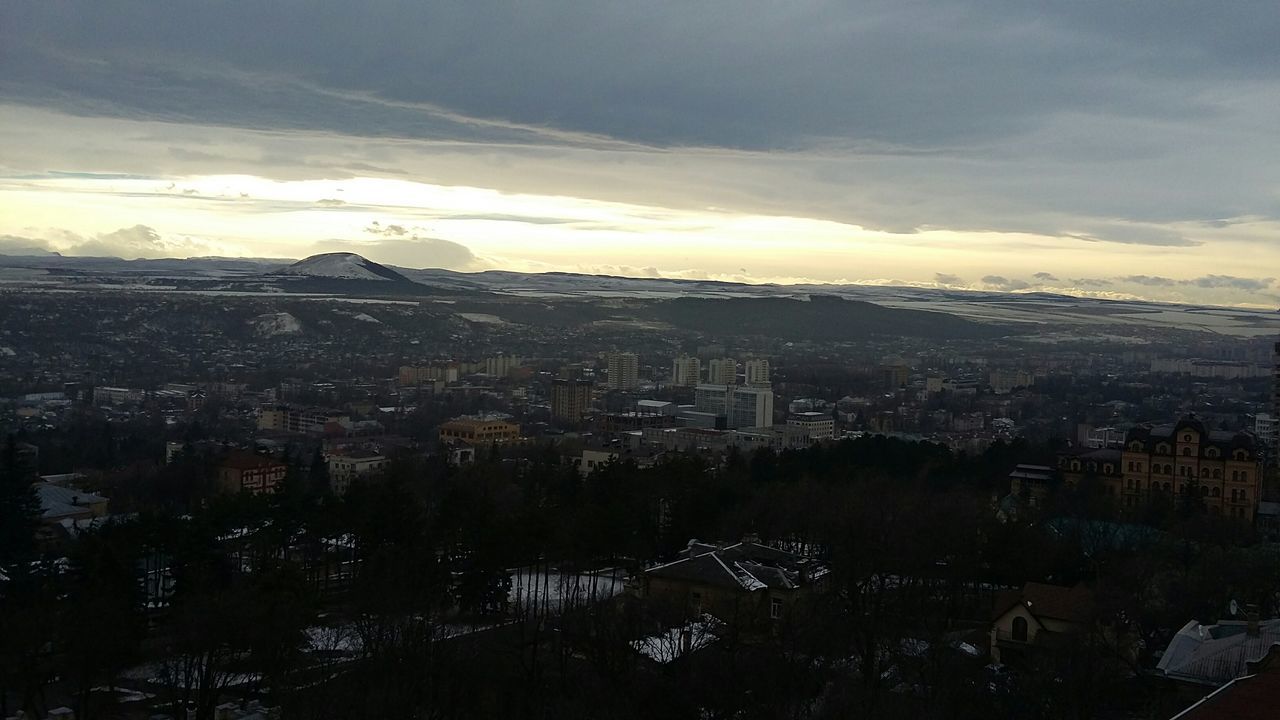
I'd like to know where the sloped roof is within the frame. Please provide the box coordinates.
[1158,619,1280,686]
[993,582,1095,625]
[1171,651,1280,719]
[646,540,822,593]
[35,482,107,520]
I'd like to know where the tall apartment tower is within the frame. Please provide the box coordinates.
[744,358,771,387]
[551,379,594,424]
[605,352,640,390]
[707,357,737,385]
[671,355,701,387]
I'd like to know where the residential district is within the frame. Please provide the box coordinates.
[1,290,1279,719]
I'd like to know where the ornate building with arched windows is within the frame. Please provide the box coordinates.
[1057,416,1263,522]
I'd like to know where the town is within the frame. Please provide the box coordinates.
[1,275,1277,719]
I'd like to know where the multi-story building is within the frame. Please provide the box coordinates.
[550,379,593,424]
[605,352,640,390]
[1063,417,1263,521]
[728,385,775,429]
[881,364,909,389]
[438,417,521,445]
[787,412,834,442]
[1254,414,1277,454]
[744,358,771,387]
[707,358,737,386]
[326,449,387,496]
[671,355,701,387]
[484,354,521,378]
[257,405,352,435]
[213,450,288,494]
[990,369,1034,395]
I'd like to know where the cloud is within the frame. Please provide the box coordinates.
[0,235,57,256]
[1120,275,1178,287]
[316,198,345,206]
[1185,275,1274,291]
[1033,272,1059,282]
[1,226,220,259]
[313,236,482,271]
[933,273,963,285]
[981,275,1031,291]
[1070,278,1113,288]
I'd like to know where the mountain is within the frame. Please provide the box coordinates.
[272,252,411,282]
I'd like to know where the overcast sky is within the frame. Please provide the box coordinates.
[2,2,1278,306]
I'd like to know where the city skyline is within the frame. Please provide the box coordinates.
[3,3,1279,308]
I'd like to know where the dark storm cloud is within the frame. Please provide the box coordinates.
[3,2,1280,257]
[5,2,1277,149]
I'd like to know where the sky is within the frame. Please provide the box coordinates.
[1,2,1278,307]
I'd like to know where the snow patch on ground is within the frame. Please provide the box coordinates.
[457,312,508,324]
[249,312,302,336]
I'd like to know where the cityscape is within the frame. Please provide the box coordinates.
[3,3,1280,720]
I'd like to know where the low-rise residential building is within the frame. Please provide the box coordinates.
[214,450,288,494]
[326,449,387,495]
[637,538,829,632]
[989,582,1096,665]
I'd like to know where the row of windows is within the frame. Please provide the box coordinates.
[1128,441,1250,461]
[1121,477,1250,500]
[1124,461,1249,481]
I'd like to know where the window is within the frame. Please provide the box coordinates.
[1213,469,1222,480]
[1241,471,1249,482]
[1212,487,1221,498]
[770,597,783,620]
[1012,616,1028,642]
[1182,448,1192,456]
[1184,434,1192,442]
[1232,471,1240,481]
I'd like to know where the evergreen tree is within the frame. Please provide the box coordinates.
[0,434,40,567]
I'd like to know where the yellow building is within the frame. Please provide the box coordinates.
[1062,417,1263,522]
[438,417,521,445]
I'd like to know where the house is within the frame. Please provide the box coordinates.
[213,450,288,494]
[989,582,1095,664]
[325,449,387,495]
[1157,616,1280,688]
[1167,645,1280,719]
[636,538,828,632]
[35,481,109,523]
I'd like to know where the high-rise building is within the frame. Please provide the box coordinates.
[605,352,640,390]
[551,379,594,424]
[671,355,701,387]
[707,358,737,385]
[744,358,770,386]
[484,354,521,377]
[695,383,774,429]
[729,385,774,428]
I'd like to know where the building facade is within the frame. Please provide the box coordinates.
[605,352,640,390]
[707,358,737,386]
[550,379,593,424]
[744,358,771,387]
[671,355,701,387]
[1061,418,1264,522]
[438,417,521,445]
[214,451,288,494]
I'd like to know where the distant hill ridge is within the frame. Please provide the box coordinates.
[272,252,411,282]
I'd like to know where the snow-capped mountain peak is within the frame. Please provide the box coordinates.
[273,252,410,282]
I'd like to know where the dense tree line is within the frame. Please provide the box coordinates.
[2,434,1277,719]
